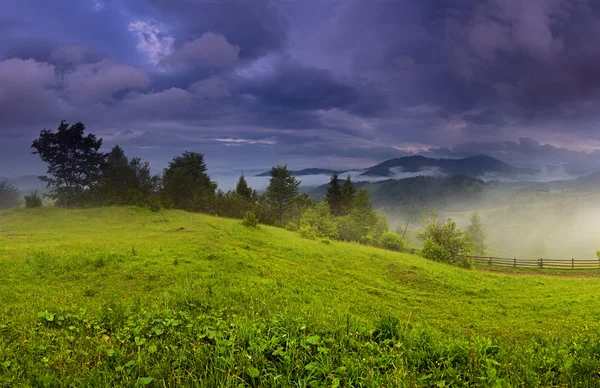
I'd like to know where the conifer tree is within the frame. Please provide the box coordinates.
[341,175,357,216]
[235,174,253,200]
[265,165,301,225]
[466,212,487,256]
[325,172,344,216]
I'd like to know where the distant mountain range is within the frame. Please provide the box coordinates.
[359,155,534,178]
[256,155,533,179]
[255,168,345,177]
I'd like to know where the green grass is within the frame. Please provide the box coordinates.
[2,207,600,386]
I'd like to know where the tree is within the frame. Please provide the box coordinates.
[161,152,217,213]
[341,175,357,216]
[337,189,386,242]
[265,165,301,225]
[235,174,254,201]
[31,121,106,207]
[0,180,20,209]
[417,212,473,264]
[299,202,338,239]
[326,172,344,216]
[466,212,487,256]
[94,145,161,208]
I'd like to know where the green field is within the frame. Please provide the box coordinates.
[2,207,600,386]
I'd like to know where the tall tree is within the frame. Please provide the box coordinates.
[94,145,160,207]
[31,121,106,207]
[341,175,357,216]
[0,180,20,209]
[161,151,217,213]
[351,189,379,234]
[265,165,301,225]
[326,172,344,216]
[235,174,254,200]
[466,212,487,256]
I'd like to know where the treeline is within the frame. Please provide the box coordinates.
[0,121,400,247]
[1,121,490,262]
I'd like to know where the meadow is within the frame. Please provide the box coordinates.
[2,207,600,386]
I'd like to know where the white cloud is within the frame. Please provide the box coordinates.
[128,20,174,66]
[214,137,277,145]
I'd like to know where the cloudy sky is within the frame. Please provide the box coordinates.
[3,0,600,179]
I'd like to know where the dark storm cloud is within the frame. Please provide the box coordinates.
[4,0,600,177]
[139,0,289,59]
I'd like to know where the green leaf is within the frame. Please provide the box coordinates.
[247,367,260,378]
[305,362,319,371]
[2,361,11,368]
[136,377,154,387]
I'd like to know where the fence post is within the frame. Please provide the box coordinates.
[514,258,516,268]
[488,257,491,266]
[540,258,544,269]
[572,258,574,270]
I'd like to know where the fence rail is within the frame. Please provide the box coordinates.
[466,255,600,270]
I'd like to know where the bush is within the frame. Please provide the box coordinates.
[321,237,331,244]
[242,211,259,228]
[285,221,299,232]
[0,180,20,209]
[378,232,405,251]
[337,215,363,242]
[299,225,317,240]
[24,190,43,208]
[359,234,376,246]
[144,195,162,212]
[299,202,338,239]
[418,212,473,264]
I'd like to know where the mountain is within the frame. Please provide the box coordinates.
[256,168,344,177]
[359,155,532,178]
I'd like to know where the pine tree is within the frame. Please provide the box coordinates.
[235,174,253,200]
[265,165,301,225]
[466,212,487,256]
[325,172,344,216]
[341,175,356,216]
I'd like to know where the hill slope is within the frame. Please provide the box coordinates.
[1,207,600,386]
[360,154,532,178]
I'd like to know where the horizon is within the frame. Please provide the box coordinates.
[4,1,600,176]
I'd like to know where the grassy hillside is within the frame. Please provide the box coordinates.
[2,207,600,386]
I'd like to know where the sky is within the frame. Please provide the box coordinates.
[3,0,600,179]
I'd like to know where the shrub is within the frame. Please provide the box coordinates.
[242,211,259,228]
[24,190,43,208]
[417,212,473,264]
[378,232,405,251]
[145,195,162,212]
[299,202,338,239]
[0,180,20,209]
[337,215,363,242]
[285,221,299,232]
[299,225,317,240]
[321,237,331,244]
[359,234,376,246]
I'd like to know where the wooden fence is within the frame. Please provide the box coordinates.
[466,256,600,270]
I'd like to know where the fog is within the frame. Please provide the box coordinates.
[212,167,600,261]
[213,166,447,192]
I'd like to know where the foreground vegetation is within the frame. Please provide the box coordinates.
[2,207,600,386]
